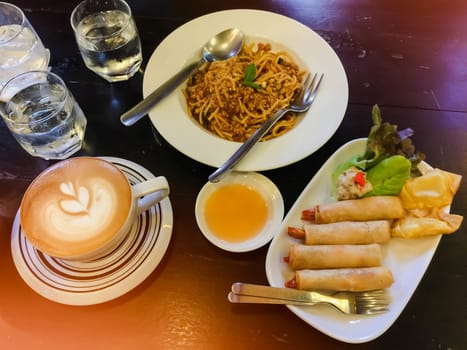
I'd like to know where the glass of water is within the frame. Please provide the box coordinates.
[70,0,142,82]
[0,71,87,160]
[0,2,50,88]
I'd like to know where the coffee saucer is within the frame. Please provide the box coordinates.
[10,157,173,306]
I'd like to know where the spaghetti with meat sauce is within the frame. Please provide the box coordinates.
[183,43,305,142]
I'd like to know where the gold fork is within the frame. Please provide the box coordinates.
[228,282,390,315]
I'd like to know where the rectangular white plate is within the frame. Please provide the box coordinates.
[265,138,441,343]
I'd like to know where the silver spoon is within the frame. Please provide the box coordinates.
[120,28,244,126]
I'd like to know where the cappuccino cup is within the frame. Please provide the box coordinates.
[19,157,169,260]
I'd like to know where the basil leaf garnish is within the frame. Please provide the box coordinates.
[242,63,262,89]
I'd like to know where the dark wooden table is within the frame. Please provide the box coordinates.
[1,1,466,349]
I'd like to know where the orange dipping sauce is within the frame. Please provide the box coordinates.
[204,183,269,243]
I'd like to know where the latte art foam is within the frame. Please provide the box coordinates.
[20,158,132,258]
[43,179,122,240]
[59,182,91,214]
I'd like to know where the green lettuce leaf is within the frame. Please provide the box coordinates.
[365,155,411,196]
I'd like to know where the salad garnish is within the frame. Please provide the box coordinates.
[333,105,426,199]
[356,104,425,175]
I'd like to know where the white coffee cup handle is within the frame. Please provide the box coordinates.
[131,176,170,215]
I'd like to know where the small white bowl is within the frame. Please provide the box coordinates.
[195,172,284,252]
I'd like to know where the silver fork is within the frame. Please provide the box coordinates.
[208,73,324,183]
[228,283,390,315]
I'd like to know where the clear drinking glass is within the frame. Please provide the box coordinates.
[0,2,50,88]
[0,71,87,160]
[70,0,142,82]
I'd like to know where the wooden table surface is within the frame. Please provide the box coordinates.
[1,1,466,349]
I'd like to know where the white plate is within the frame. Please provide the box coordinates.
[11,157,173,306]
[265,138,441,343]
[143,9,348,171]
[195,172,284,252]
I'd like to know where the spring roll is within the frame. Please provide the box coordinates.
[288,267,394,292]
[287,244,383,270]
[303,196,405,223]
[303,220,391,245]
